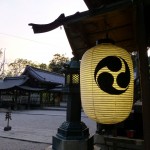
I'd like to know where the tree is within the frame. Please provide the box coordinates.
[0,48,2,56]
[0,48,5,79]
[7,58,38,76]
[6,58,48,77]
[5,53,69,77]
[0,48,3,72]
[39,63,47,70]
[48,53,69,73]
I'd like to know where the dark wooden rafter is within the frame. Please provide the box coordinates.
[84,0,122,9]
[116,39,137,52]
[66,24,89,45]
[65,13,135,58]
[144,4,150,46]
[64,9,135,58]
[86,23,132,37]
[65,23,91,55]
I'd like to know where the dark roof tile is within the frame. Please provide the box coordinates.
[22,65,65,85]
[0,75,28,90]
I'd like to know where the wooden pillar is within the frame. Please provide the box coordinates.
[40,92,43,108]
[27,91,31,110]
[48,92,51,106]
[136,2,150,150]
[14,90,18,110]
[0,90,2,108]
[0,91,1,104]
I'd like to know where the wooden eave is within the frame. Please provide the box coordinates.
[83,0,124,10]
[29,0,150,60]
[63,1,137,59]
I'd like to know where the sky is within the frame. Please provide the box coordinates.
[0,0,88,65]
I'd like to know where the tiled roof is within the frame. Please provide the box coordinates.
[0,75,28,90]
[22,65,65,85]
[0,66,65,90]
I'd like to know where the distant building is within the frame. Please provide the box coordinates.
[0,65,65,109]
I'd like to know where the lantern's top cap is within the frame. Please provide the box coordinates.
[96,38,115,45]
[62,57,80,73]
[63,57,80,69]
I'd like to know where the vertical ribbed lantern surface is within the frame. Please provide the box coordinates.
[80,43,134,124]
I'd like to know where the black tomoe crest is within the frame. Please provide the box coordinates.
[94,56,130,95]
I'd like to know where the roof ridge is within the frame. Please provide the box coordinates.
[27,65,64,77]
[4,75,27,81]
[27,66,45,80]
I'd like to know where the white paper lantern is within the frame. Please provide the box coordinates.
[80,43,134,124]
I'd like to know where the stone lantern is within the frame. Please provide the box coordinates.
[52,57,93,150]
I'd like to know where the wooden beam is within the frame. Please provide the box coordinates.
[136,2,150,150]
[143,0,150,5]
[87,23,132,36]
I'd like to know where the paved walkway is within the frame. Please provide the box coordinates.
[0,107,97,149]
[0,126,56,144]
[0,108,65,144]
[0,137,50,150]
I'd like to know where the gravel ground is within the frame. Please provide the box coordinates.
[0,110,96,135]
[0,137,50,150]
[0,109,96,150]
